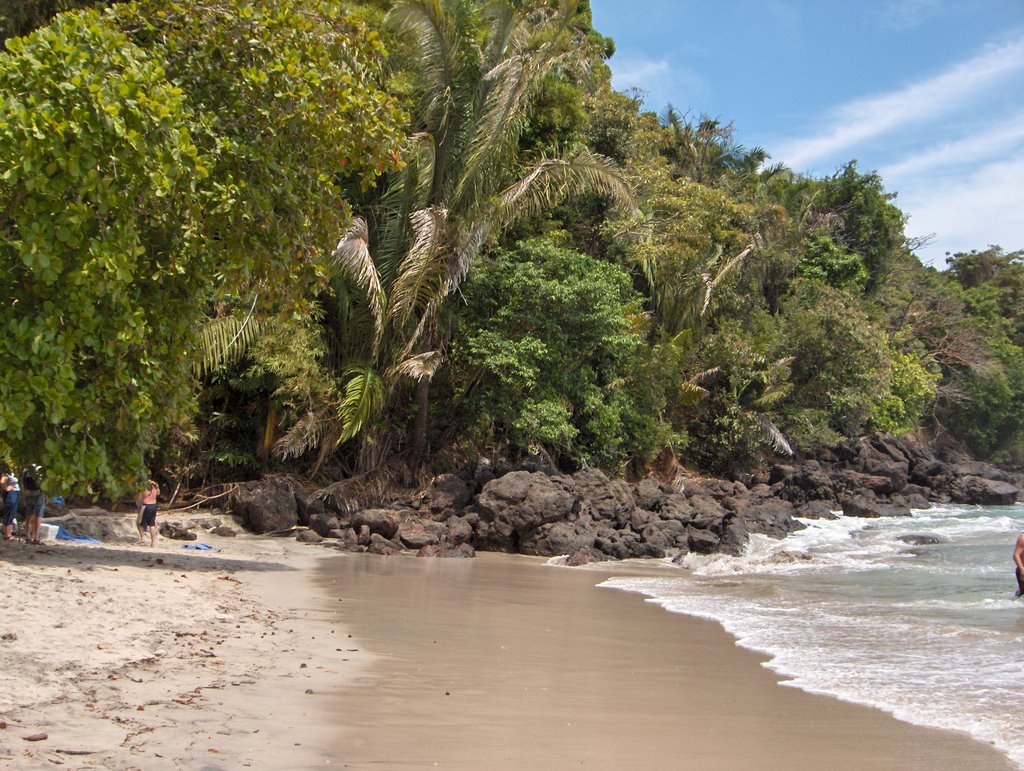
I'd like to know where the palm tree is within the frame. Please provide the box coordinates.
[278,0,633,475]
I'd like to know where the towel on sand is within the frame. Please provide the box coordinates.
[55,527,101,544]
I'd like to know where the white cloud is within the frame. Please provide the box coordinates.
[609,57,670,91]
[608,56,707,112]
[775,35,1024,170]
[901,153,1024,266]
[881,112,1024,178]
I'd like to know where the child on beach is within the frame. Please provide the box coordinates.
[136,479,160,547]
[2,470,19,541]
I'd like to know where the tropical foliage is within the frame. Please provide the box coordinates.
[2,0,1020,496]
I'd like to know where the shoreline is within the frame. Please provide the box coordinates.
[319,551,1015,770]
[2,521,1015,769]
[0,526,363,769]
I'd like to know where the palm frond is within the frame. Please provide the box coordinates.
[709,238,759,290]
[387,0,463,137]
[453,53,533,210]
[333,216,385,348]
[339,363,386,443]
[757,415,793,457]
[274,408,332,461]
[374,134,437,282]
[494,150,634,232]
[388,206,449,332]
[390,350,445,382]
[194,302,266,377]
[690,366,723,385]
[677,381,709,407]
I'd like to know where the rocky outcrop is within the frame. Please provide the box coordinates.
[229,478,298,534]
[231,434,1021,563]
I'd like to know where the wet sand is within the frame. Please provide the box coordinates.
[320,551,1014,770]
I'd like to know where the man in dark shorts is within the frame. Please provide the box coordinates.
[1014,532,1024,598]
[136,479,160,547]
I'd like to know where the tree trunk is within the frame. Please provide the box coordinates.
[409,378,430,475]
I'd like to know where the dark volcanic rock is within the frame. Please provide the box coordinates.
[367,532,401,555]
[853,436,909,492]
[421,473,473,514]
[520,519,597,556]
[897,533,945,545]
[687,527,721,554]
[633,478,668,511]
[308,510,341,537]
[839,494,911,518]
[159,522,197,541]
[230,478,298,534]
[719,514,750,556]
[951,476,1019,506]
[472,471,575,551]
[417,543,475,558]
[295,493,325,527]
[834,470,900,496]
[296,529,323,543]
[398,520,447,549]
[796,500,838,519]
[735,500,802,539]
[565,547,611,566]
[352,509,402,540]
[571,468,635,523]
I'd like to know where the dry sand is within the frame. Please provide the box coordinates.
[0,519,363,769]
[321,551,1015,770]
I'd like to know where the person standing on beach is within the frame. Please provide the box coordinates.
[1014,532,1024,597]
[136,478,160,547]
[20,465,44,545]
[1,470,19,541]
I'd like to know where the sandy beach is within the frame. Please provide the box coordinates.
[1,522,1015,770]
[0,520,365,769]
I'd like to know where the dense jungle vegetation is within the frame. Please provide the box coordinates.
[1,0,1021,497]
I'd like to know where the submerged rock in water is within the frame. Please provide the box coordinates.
[896,533,945,546]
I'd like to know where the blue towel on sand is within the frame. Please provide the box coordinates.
[55,527,101,544]
[181,543,220,551]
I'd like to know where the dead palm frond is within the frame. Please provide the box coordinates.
[333,217,385,346]
[757,415,793,456]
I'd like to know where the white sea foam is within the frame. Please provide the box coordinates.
[598,503,1024,769]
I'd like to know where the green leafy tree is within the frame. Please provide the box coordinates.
[446,239,643,467]
[795,229,868,289]
[775,280,895,442]
[939,246,1024,461]
[0,1,406,493]
[809,162,908,293]
[0,11,204,493]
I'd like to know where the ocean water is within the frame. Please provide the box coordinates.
[598,504,1024,768]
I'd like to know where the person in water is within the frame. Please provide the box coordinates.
[1014,532,1024,597]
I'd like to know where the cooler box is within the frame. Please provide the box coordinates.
[39,523,59,542]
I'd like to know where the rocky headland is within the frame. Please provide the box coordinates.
[209,433,1023,565]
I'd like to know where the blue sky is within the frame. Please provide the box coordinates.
[589,0,1024,267]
